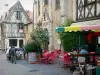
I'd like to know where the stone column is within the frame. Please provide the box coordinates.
[60,0,68,24]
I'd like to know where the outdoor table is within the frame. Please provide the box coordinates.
[70,53,98,65]
[70,53,99,75]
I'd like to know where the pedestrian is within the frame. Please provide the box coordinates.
[20,45,26,60]
[9,46,16,64]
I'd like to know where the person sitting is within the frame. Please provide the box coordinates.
[72,48,78,63]
[80,47,89,62]
[80,47,88,54]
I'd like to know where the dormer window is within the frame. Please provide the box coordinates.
[16,11,21,20]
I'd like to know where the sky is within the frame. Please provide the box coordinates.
[0,0,34,16]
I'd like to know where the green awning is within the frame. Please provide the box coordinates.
[56,27,64,32]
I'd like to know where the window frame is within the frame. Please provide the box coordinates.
[55,0,60,10]
[16,11,21,20]
[76,0,99,22]
[18,23,24,32]
[38,0,40,16]
[44,0,48,5]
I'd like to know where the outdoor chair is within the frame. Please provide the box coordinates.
[39,52,49,64]
[78,57,86,75]
[78,57,95,75]
[62,52,71,69]
[54,49,62,58]
[89,52,98,63]
[48,52,57,64]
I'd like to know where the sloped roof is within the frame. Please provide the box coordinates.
[5,1,31,23]
[26,10,33,22]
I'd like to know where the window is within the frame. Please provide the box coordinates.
[19,40,23,47]
[43,13,46,20]
[76,0,100,21]
[18,23,24,32]
[85,0,95,4]
[38,0,40,16]
[9,39,17,46]
[44,0,48,5]
[16,11,21,20]
[55,0,60,9]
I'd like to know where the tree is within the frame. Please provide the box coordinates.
[59,20,79,52]
[30,28,49,50]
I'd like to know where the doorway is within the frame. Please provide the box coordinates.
[19,40,23,47]
[88,32,100,52]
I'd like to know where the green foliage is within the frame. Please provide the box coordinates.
[59,20,79,52]
[24,41,37,53]
[30,28,49,49]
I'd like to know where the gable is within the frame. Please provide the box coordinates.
[5,1,31,23]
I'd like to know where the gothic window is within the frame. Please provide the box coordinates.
[43,13,46,20]
[44,0,48,5]
[55,0,60,9]
[76,0,100,21]
[16,11,21,20]
[38,0,40,16]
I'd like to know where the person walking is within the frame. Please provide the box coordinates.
[9,46,16,64]
[20,45,26,60]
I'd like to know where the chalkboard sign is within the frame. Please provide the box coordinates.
[28,52,36,64]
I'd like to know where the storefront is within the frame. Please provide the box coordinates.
[56,25,100,52]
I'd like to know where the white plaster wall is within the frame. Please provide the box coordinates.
[10,12,28,23]
[5,10,28,49]
[73,0,77,21]
[60,0,68,23]
[72,19,100,26]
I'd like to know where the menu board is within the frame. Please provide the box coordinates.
[28,52,36,64]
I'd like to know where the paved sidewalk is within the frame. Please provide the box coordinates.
[0,51,73,75]
[0,51,42,75]
[17,58,73,75]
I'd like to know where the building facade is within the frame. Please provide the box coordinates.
[24,10,33,44]
[4,1,30,49]
[33,0,61,51]
[33,0,74,51]
[71,0,100,52]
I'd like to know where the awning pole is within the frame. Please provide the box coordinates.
[79,35,80,46]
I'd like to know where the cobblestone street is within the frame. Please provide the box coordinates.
[0,51,72,75]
